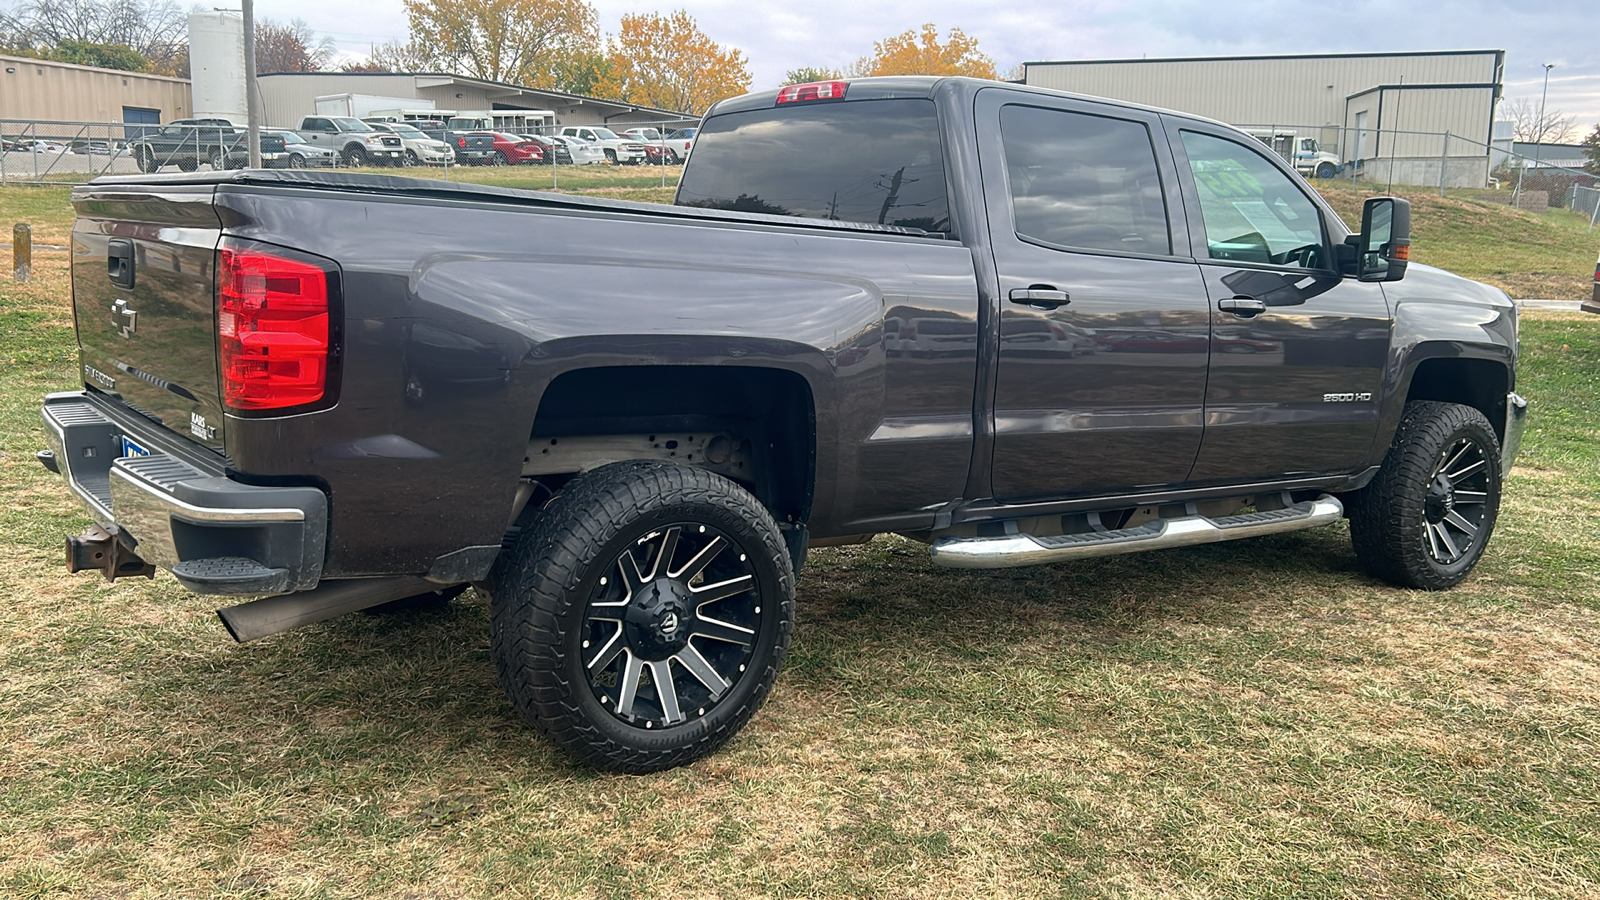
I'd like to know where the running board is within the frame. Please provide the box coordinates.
[930,495,1344,570]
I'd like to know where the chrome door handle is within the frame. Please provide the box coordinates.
[1009,287,1070,310]
[1218,297,1266,317]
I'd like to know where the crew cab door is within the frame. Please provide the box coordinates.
[1164,120,1390,484]
[976,89,1211,501]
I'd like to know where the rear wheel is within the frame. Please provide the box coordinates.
[491,461,795,773]
[490,150,510,166]
[177,157,198,172]
[1316,161,1337,179]
[1346,401,1502,589]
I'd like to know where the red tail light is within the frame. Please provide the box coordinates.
[777,80,848,104]
[218,243,333,411]
[1593,256,1599,282]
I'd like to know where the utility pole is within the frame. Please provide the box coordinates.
[1535,63,1555,172]
[243,0,261,168]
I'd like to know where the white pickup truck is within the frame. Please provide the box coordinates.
[558,126,647,165]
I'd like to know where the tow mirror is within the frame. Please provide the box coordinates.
[1353,197,1411,282]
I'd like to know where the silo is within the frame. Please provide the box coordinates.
[188,10,247,123]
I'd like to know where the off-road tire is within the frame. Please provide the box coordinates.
[491,460,795,773]
[1347,401,1502,590]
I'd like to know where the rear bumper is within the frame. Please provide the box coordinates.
[40,391,327,595]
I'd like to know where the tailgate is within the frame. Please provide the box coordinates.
[71,184,227,452]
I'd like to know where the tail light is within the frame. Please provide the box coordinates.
[1593,256,1599,283]
[217,241,336,412]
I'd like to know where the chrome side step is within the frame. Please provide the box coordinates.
[930,495,1344,570]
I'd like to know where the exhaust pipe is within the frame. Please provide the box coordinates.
[217,576,442,642]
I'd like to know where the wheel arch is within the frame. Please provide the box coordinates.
[527,364,818,529]
[1397,352,1512,445]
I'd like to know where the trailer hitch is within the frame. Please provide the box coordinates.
[66,524,155,582]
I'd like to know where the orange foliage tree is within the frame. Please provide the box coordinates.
[595,11,750,114]
[848,24,997,80]
[401,0,598,87]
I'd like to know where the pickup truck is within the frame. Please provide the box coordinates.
[41,76,1525,774]
[294,116,405,167]
[558,125,648,164]
[130,119,287,172]
[406,119,497,165]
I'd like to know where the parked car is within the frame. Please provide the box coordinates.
[265,130,337,168]
[409,121,497,166]
[42,76,1524,777]
[18,139,72,154]
[664,128,697,163]
[129,119,286,172]
[557,125,647,164]
[479,132,544,165]
[519,135,570,166]
[364,121,454,167]
[294,116,405,167]
[552,135,605,165]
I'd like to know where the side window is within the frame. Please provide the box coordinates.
[1179,131,1327,269]
[999,105,1171,255]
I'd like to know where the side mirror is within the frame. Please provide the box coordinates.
[1354,196,1411,282]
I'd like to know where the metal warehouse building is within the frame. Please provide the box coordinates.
[1024,50,1505,188]
[0,53,191,125]
[255,72,691,132]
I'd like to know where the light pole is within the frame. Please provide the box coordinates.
[1535,63,1554,171]
[243,0,261,168]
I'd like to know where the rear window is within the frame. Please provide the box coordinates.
[675,98,950,233]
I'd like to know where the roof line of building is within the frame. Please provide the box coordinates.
[1346,81,1501,99]
[255,70,692,119]
[1023,49,1505,67]
[0,52,189,84]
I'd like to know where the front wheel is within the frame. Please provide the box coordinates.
[491,461,795,773]
[343,145,368,167]
[287,153,306,169]
[603,148,617,165]
[404,149,419,167]
[134,146,158,173]
[1346,401,1502,590]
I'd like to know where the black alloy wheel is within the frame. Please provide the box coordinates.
[1347,401,1502,590]
[492,461,794,773]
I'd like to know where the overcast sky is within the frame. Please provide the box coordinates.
[275,0,1600,134]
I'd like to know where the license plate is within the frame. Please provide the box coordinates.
[120,435,150,458]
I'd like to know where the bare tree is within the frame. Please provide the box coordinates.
[358,39,439,73]
[2,0,187,75]
[254,18,335,73]
[1502,97,1579,144]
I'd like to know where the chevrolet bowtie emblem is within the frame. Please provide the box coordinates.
[112,298,137,338]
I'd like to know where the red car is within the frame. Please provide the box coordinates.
[478,132,544,166]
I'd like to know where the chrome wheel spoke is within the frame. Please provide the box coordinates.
[1444,510,1480,539]
[672,535,727,582]
[1431,521,1461,560]
[587,627,625,672]
[1425,522,1444,560]
[647,660,683,724]
[1441,442,1474,476]
[617,549,648,592]
[1453,490,1489,505]
[616,652,643,718]
[650,526,681,579]
[691,573,755,605]
[693,614,755,646]
[1445,458,1486,482]
[676,643,731,698]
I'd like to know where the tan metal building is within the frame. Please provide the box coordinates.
[256,72,692,132]
[1024,50,1505,187]
[0,53,190,125]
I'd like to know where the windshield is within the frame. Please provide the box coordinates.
[676,98,949,233]
[274,131,307,144]
[591,128,621,141]
[389,124,425,137]
[330,117,370,132]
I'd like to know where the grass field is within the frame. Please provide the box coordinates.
[0,181,1597,898]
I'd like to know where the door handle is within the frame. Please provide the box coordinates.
[1009,287,1070,310]
[1218,296,1266,317]
[107,238,135,289]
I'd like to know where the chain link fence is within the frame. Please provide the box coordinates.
[2,117,700,185]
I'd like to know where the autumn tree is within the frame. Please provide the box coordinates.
[595,11,748,114]
[0,0,186,74]
[1502,97,1578,145]
[357,39,437,73]
[847,23,996,80]
[254,18,335,73]
[402,0,598,87]
[782,67,841,85]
